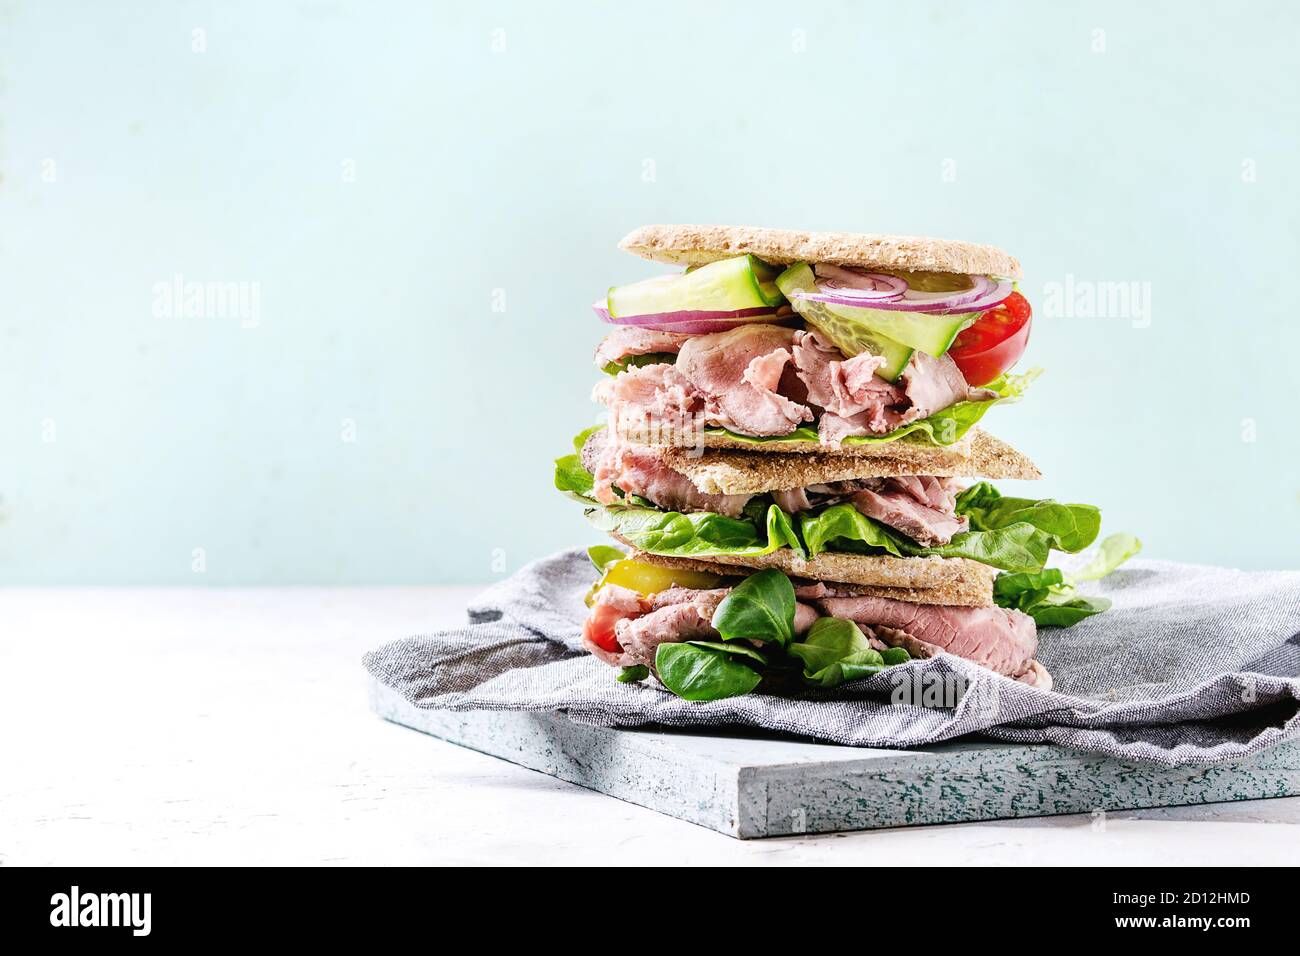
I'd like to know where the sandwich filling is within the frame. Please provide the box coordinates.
[592,256,1038,449]
[594,325,1011,447]
[558,426,1102,576]
[580,557,1053,699]
[582,427,968,547]
[562,234,1141,703]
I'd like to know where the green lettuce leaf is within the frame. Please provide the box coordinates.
[602,352,677,376]
[956,482,1100,553]
[554,454,594,500]
[993,533,1142,627]
[560,419,1105,579]
[587,545,626,573]
[799,484,1102,573]
[585,502,804,560]
[1072,532,1143,582]
[553,425,605,502]
[705,368,1039,448]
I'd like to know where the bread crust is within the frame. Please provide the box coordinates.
[621,545,995,607]
[662,428,1040,495]
[619,224,1022,279]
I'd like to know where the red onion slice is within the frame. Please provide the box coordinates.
[593,301,779,334]
[793,278,1013,314]
[812,264,907,300]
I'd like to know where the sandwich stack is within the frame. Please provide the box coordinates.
[556,225,1130,702]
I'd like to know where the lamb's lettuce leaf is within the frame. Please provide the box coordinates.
[706,368,1039,448]
[654,642,762,701]
[789,618,882,685]
[710,568,796,648]
[787,617,913,687]
[685,640,770,665]
[993,533,1142,627]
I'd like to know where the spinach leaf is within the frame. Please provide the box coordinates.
[617,664,649,683]
[710,568,796,647]
[655,643,762,701]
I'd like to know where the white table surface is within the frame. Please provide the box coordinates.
[2,586,1297,866]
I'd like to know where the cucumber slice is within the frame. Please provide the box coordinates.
[610,255,785,317]
[776,263,913,381]
[777,263,973,357]
[819,302,975,357]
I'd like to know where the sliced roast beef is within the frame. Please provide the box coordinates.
[648,586,730,611]
[674,325,814,436]
[597,325,993,443]
[849,476,968,546]
[594,327,691,369]
[899,349,994,420]
[593,582,650,615]
[813,349,997,446]
[813,595,1038,679]
[583,584,653,665]
[587,583,818,668]
[891,475,958,511]
[587,583,1050,688]
[582,429,753,516]
[772,487,813,513]
[614,593,726,667]
[594,361,704,432]
[791,329,900,423]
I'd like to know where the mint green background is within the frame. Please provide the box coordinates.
[2,1,1297,584]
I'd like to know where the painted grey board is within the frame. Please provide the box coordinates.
[369,679,1300,839]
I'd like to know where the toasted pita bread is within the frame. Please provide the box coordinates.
[619,224,1021,279]
[661,428,1039,495]
[629,549,995,608]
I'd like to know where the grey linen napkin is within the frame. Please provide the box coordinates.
[363,549,1300,766]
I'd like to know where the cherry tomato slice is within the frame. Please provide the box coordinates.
[582,603,626,653]
[947,291,1032,387]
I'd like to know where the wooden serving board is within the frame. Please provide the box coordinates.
[369,679,1300,839]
